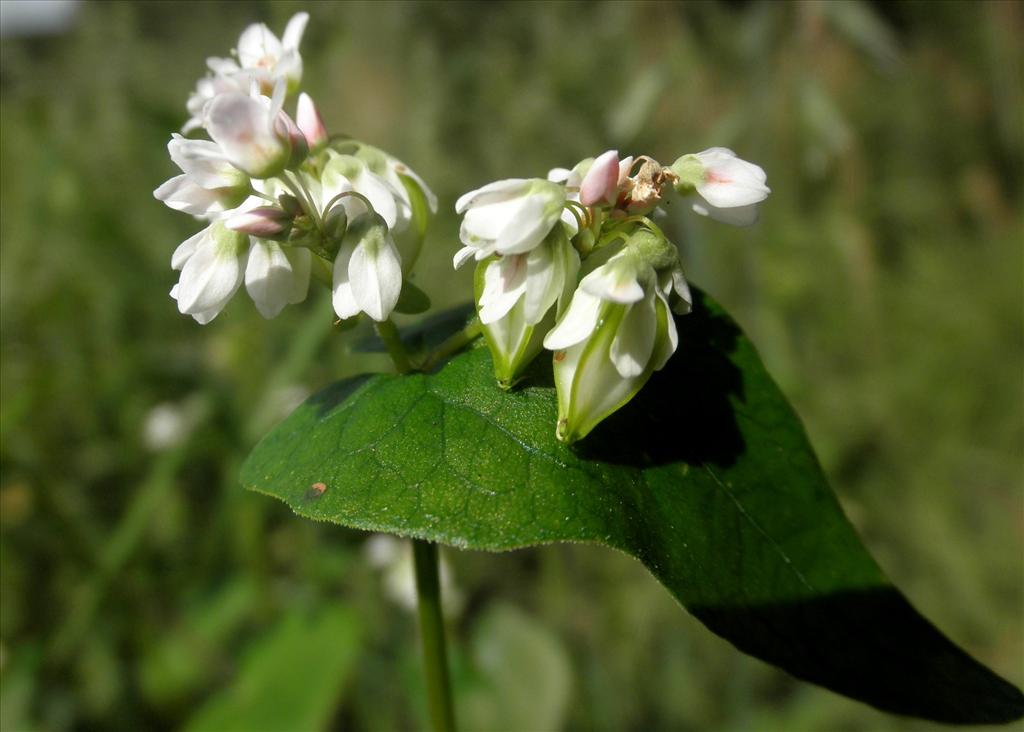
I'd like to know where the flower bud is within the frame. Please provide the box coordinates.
[296,92,329,151]
[579,149,621,207]
[278,193,303,218]
[671,147,770,227]
[277,111,309,170]
[225,206,291,239]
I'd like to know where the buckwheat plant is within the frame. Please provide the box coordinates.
[158,13,1023,732]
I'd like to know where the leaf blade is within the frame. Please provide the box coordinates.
[242,289,1024,724]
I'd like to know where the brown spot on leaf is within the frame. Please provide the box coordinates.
[305,482,327,500]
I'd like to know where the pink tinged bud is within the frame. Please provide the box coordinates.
[226,206,291,238]
[296,93,329,150]
[276,111,309,168]
[579,150,621,207]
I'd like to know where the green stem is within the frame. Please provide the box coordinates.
[282,171,324,234]
[375,318,413,374]
[412,540,456,732]
[420,318,482,372]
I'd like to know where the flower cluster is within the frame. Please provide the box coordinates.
[455,148,769,443]
[155,13,435,324]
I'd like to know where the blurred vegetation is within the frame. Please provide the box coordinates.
[1,1,1021,730]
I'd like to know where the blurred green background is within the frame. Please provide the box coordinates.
[1,1,1021,730]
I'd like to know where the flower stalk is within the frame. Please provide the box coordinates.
[412,540,457,732]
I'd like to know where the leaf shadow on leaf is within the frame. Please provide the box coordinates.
[693,586,1024,724]
[576,294,746,469]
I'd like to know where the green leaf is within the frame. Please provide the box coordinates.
[184,606,361,732]
[242,289,1024,724]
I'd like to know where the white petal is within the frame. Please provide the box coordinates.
[460,196,522,243]
[521,244,559,324]
[176,229,247,316]
[691,198,761,227]
[694,149,770,208]
[281,12,309,51]
[562,213,581,239]
[285,247,311,304]
[154,175,224,216]
[547,167,572,183]
[452,245,476,270]
[557,303,644,442]
[493,194,555,255]
[671,267,692,314]
[609,290,657,378]
[478,254,528,325]
[245,240,295,319]
[332,243,359,320]
[171,229,206,270]
[354,170,399,230]
[579,260,645,303]
[650,291,679,371]
[167,135,238,187]
[205,56,240,75]
[454,178,529,214]
[544,290,602,350]
[237,23,282,70]
[205,93,286,178]
[349,234,402,322]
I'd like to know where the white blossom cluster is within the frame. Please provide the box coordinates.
[155,13,435,324]
[455,148,770,443]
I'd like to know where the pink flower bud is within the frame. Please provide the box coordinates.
[274,111,309,169]
[225,206,292,238]
[579,150,621,207]
[296,92,329,150]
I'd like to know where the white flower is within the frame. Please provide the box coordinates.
[154,135,250,218]
[205,12,308,93]
[475,227,579,388]
[543,236,690,443]
[204,90,295,179]
[170,222,249,324]
[182,72,249,135]
[671,147,770,227]
[245,240,311,319]
[180,13,308,134]
[331,212,403,322]
[236,12,309,92]
[320,151,406,233]
[171,216,310,323]
[453,179,567,266]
